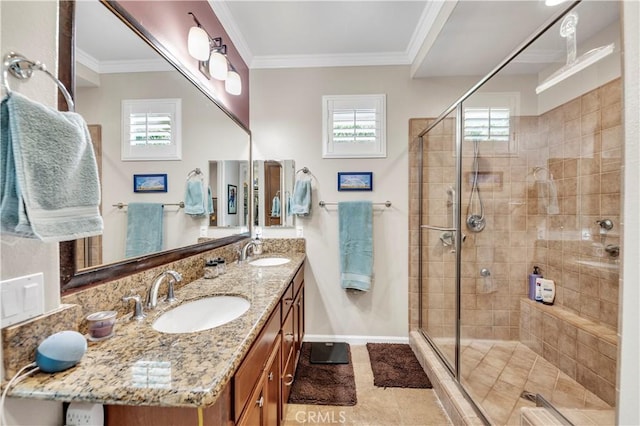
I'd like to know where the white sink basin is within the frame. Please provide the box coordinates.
[152,296,250,334]
[249,257,291,267]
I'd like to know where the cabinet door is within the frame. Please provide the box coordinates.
[293,286,304,360]
[238,385,264,426]
[265,339,281,426]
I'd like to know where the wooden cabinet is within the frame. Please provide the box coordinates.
[238,335,281,426]
[280,265,305,422]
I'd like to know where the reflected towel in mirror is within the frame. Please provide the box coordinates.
[184,179,207,216]
[125,203,163,258]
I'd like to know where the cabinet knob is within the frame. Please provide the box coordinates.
[257,396,264,408]
[268,372,274,381]
[284,373,294,386]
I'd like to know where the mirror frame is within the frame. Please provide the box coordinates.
[58,0,251,293]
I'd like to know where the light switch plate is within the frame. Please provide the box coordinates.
[1,272,44,328]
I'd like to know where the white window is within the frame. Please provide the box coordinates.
[322,94,386,158]
[121,99,182,161]
[462,92,519,156]
[463,107,510,142]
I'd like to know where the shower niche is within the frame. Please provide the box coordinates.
[410,1,622,425]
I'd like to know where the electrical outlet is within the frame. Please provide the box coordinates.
[296,226,304,238]
[65,402,104,426]
[199,225,208,237]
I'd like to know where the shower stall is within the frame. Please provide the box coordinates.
[411,1,622,424]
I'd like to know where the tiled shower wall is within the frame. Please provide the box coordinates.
[409,78,622,339]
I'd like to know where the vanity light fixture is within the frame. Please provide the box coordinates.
[187,12,241,95]
[535,11,614,94]
[225,64,242,96]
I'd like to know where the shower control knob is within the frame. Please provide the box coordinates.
[596,219,614,231]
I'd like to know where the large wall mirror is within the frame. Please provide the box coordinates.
[60,0,251,292]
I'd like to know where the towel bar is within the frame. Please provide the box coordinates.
[319,200,391,208]
[113,202,185,209]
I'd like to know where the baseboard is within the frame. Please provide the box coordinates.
[303,334,409,345]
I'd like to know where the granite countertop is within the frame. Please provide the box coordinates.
[8,253,305,408]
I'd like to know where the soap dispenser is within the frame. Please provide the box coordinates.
[528,266,542,301]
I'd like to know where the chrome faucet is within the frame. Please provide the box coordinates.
[146,270,181,309]
[239,239,263,262]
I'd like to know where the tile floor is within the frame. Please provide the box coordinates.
[435,339,614,425]
[284,344,452,425]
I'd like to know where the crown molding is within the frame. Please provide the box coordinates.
[208,0,254,67]
[75,48,173,74]
[251,52,412,70]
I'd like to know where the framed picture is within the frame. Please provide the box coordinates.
[227,184,237,214]
[133,174,168,193]
[337,172,373,191]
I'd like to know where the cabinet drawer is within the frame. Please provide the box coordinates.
[234,303,281,424]
[281,307,295,372]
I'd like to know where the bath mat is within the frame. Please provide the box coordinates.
[288,342,357,406]
[366,343,432,388]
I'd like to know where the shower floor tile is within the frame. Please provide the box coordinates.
[434,338,613,425]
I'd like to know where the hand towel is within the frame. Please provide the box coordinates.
[184,179,206,216]
[271,195,281,217]
[1,92,103,242]
[339,201,373,291]
[290,179,311,216]
[125,203,163,258]
[207,185,213,216]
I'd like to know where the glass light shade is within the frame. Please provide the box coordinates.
[188,26,210,61]
[209,51,228,80]
[225,70,242,95]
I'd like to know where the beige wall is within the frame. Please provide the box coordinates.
[0,1,66,423]
[250,65,478,340]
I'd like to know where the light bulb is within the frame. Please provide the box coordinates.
[225,70,242,95]
[544,0,567,6]
[209,51,228,80]
[187,26,210,61]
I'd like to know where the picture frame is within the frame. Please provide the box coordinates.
[133,174,168,193]
[227,184,237,214]
[337,172,373,191]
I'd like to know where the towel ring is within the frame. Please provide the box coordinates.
[2,52,75,112]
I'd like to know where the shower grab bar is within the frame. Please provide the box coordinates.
[421,225,457,232]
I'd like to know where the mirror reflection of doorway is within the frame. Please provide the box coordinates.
[264,161,282,226]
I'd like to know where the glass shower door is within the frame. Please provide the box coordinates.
[419,110,458,372]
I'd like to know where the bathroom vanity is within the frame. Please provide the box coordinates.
[6,253,305,426]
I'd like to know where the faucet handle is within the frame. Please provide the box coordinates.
[122,295,146,320]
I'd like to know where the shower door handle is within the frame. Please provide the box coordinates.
[421,225,457,232]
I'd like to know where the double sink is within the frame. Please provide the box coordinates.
[151,257,291,334]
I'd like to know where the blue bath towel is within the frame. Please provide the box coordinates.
[125,203,163,258]
[290,179,311,216]
[184,179,206,216]
[207,185,213,216]
[271,195,281,217]
[339,201,373,291]
[0,92,103,242]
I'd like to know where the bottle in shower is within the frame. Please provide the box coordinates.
[529,266,542,301]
